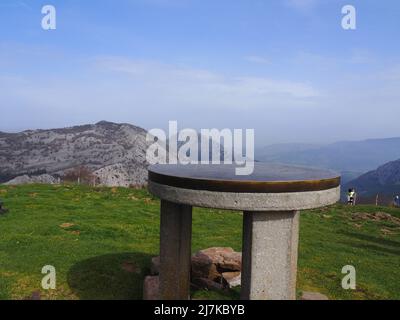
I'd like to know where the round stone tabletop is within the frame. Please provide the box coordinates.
[148,163,341,211]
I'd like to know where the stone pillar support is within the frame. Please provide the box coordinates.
[241,211,300,300]
[159,200,192,300]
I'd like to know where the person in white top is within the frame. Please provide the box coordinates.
[347,188,356,206]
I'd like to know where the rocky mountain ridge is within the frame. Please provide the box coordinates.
[0,121,152,187]
[346,158,400,196]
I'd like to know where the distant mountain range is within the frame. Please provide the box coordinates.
[1,121,400,191]
[345,159,400,198]
[256,137,400,183]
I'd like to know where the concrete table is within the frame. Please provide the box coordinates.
[148,163,340,300]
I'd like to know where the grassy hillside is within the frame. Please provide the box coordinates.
[0,184,400,300]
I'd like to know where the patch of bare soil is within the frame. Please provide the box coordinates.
[350,212,400,226]
[60,222,75,228]
[122,261,141,274]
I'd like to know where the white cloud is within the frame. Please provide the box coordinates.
[244,56,271,64]
[284,0,318,12]
[347,49,375,65]
[2,55,400,144]
[0,1,32,10]
[0,56,321,134]
[94,56,319,108]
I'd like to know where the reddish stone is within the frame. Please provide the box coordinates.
[191,247,242,287]
[143,276,159,300]
[222,272,241,288]
[300,291,329,300]
[122,261,140,274]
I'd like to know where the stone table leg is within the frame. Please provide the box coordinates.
[159,200,192,300]
[241,211,300,300]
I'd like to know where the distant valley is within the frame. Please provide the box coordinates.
[256,137,400,184]
[1,122,400,196]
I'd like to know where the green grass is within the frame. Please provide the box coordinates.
[0,184,399,300]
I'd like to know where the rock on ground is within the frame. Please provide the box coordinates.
[93,163,148,187]
[191,247,242,289]
[149,247,242,292]
[4,174,57,185]
[222,272,241,288]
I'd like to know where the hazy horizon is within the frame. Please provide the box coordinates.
[2,119,400,148]
[1,0,399,145]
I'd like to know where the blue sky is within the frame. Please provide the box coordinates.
[0,0,399,145]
